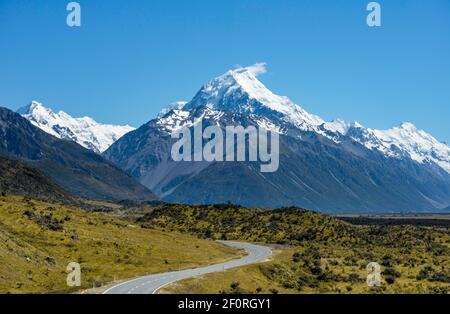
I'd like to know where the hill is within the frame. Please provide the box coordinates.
[0,156,75,204]
[0,107,156,201]
[137,204,450,248]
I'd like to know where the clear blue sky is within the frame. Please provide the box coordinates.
[1,0,449,142]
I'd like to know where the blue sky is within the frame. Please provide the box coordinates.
[1,0,449,142]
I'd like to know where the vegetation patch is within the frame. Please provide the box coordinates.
[136,204,450,294]
[0,196,243,294]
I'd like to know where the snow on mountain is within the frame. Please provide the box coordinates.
[156,64,450,174]
[360,123,450,173]
[324,121,450,175]
[157,101,188,118]
[323,119,354,135]
[17,101,135,153]
[322,117,450,174]
[104,63,450,211]
[184,64,325,132]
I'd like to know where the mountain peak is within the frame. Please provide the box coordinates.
[158,101,188,118]
[399,122,417,131]
[153,64,450,175]
[194,63,294,113]
[183,64,324,129]
[18,101,135,153]
[17,100,51,115]
[222,63,268,90]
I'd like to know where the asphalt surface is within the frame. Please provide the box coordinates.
[103,241,272,294]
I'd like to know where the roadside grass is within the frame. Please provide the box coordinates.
[161,249,290,294]
[161,245,450,294]
[139,204,450,294]
[2,197,448,294]
[0,195,244,294]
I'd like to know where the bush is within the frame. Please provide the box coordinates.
[347,273,362,283]
[429,272,450,283]
[343,256,358,266]
[219,281,246,294]
[385,275,396,285]
[230,281,240,290]
[292,252,301,263]
[298,274,318,288]
[383,267,401,278]
[381,255,392,267]
[416,266,433,281]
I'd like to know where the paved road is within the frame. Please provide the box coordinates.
[103,241,272,294]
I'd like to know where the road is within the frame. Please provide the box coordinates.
[103,241,272,294]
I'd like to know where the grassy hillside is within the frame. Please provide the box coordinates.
[136,204,450,294]
[0,196,243,294]
[1,197,448,294]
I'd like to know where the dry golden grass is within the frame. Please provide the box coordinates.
[0,195,243,294]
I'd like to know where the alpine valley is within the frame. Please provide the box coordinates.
[1,64,450,294]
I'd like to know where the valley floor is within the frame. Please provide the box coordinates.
[139,204,450,294]
[1,196,449,294]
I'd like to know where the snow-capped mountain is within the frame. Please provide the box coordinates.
[0,107,156,201]
[349,123,450,174]
[104,64,450,212]
[18,101,135,153]
[157,101,188,118]
[323,121,450,174]
[158,64,450,175]
[184,63,324,130]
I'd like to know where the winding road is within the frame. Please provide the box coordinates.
[103,241,272,294]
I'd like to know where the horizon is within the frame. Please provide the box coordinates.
[1,0,449,142]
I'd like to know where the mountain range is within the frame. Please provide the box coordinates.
[11,64,450,212]
[18,101,134,153]
[0,107,156,201]
[102,64,450,213]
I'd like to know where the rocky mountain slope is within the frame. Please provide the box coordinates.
[104,64,450,212]
[0,156,75,203]
[0,107,156,201]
